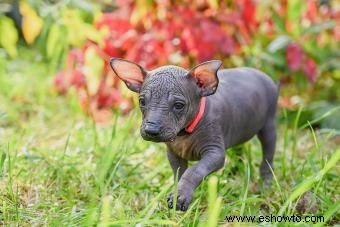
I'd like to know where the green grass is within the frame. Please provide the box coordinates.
[0,50,339,226]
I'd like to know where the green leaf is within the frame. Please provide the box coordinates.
[287,0,306,36]
[272,11,285,32]
[0,16,18,58]
[62,8,103,47]
[300,102,340,130]
[302,21,337,35]
[46,24,61,59]
[258,52,286,67]
[267,35,291,53]
[287,0,305,22]
[83,46,105,95]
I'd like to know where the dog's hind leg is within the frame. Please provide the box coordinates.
[257,117,276,185]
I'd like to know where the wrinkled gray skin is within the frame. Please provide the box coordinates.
[110,59,279,211]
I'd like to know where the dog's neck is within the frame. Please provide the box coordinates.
[177,97,206,136]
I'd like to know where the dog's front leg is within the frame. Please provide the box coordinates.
[167,149,188,181]
[166,149,188,209]
[168,147,225,211]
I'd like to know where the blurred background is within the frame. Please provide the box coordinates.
[0,0,339,127]
[0,1,340,225]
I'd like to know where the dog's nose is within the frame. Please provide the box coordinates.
[145,122,160,136]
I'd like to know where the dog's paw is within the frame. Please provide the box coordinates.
[167,191,193,211]
[260,174,273,189]
[167,193,174,209]
[176,193,192,211]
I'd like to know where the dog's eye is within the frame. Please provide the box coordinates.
[174,102,184,110]
[139,98,146,106]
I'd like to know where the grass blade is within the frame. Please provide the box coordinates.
[278,148,340,215]
[199,176,222,227]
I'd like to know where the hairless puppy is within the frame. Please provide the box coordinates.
[110,59,279,211]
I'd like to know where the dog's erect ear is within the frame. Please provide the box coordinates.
[188,60,222,96]
[110,58,147,93]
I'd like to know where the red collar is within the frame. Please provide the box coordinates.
[185,97,206,133]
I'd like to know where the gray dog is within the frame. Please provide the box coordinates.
[110,59,279,211]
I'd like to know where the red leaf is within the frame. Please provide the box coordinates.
[305,0,318,21]
[95,13,131,35]
[119,30,138,50]
[239,0,257,30]
[303,58,317,82]
[219,35,235,55]
[54,71,69,95]
[180,28,197,53]
[286,43,304,71]
[102,38,120,57]
[78,91,89,112]
[71,68,85,88]
[279,96,294,109]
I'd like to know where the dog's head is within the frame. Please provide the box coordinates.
[110,59,221,142]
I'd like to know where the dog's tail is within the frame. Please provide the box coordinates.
[276,81,281,92]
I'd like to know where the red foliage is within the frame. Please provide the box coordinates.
[54,71,68,95]
[305,0,318,20]
[54,2,247,118]
[286,42,318,82]
[239,0,257,31]
[54,1,333,119]
[303,58,317,82]
[286,43,304,71]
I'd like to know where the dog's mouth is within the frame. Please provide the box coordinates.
[141,133,176,143]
